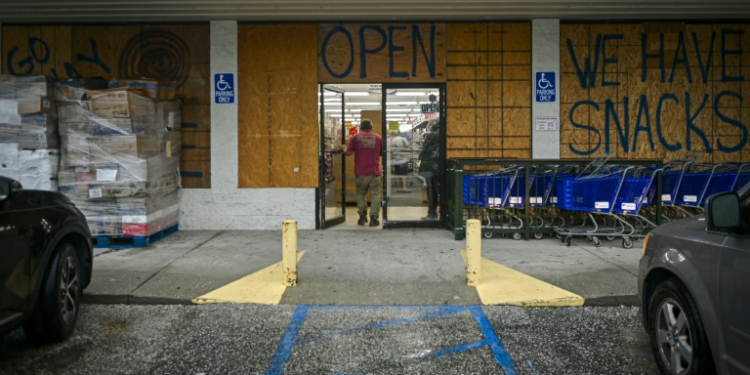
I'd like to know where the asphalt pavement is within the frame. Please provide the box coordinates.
[84,228,643,307]
[0,304,660,375]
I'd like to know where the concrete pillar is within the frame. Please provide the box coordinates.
[210,20,239,188]
[531,19,561,159]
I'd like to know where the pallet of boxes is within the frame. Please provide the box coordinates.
[56,79,182,248]
[0,75,60,191]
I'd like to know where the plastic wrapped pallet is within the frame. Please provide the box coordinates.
[0,75,60,191]
[56,82,182,237]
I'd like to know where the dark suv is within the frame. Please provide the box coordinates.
[0,176,93,343]
[639,182,750,375]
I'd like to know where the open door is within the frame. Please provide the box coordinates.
[381,83,446,228]
[317,85,347,229]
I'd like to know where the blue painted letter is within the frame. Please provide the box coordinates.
[412,23,437,78]
[388,26,408,78]
[601,34,623,87]
[642,33,666,83]
[359,25,387,79]
[721,29,745,82]
[692,31,716,84]
[569,101,602,156]
[321,26,354,79]
[685,93,712,152]
[632,95,655,152]
[566,35,601,88]
[714,91,748,153]
[656,94,682,152]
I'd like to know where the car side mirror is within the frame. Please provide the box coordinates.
[707,192,742,232]
[0,177,20,201]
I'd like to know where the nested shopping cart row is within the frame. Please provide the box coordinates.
[447,157,750,244]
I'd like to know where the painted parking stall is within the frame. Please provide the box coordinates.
[266,306,519,375]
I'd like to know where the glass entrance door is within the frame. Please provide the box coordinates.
[318,85,346,228]
[381,84,445,228]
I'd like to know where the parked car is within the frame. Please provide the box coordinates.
[639,182,750,375]
[0,176,93,343]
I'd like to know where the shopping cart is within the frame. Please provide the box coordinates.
[554,165,659,249]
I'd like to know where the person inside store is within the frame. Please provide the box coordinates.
[419,120,440,220]
[389,130,410,192]
[342,119,383,227]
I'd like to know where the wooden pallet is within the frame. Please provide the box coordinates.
[92,224,179,249]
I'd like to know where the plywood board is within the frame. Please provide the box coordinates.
[560,22,750,163]
[238,24,319,188]
[446,22,532,160]
[319,23,446,83]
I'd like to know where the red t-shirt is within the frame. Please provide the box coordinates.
[347,131,382,176]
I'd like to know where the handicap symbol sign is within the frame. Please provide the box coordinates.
[535,72,556,103]
[214,73,235,104]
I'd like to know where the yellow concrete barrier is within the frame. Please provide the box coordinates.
[282,219,298,286]
[466,219,481,286]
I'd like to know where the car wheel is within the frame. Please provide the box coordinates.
[649,279,715,375]
[23,242,82,344]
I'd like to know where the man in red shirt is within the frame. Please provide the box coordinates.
[343,119,383,226]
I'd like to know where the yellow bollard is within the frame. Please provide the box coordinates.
[282,219,298,286]
[466,219,481,286]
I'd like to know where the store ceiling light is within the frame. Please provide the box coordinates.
[387,101,417,105]
[344,92,370,97]
[346,102,381,106]
[394,91,427,96]
[385,108,414,112]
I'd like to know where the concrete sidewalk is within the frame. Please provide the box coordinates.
[84,229,642,307]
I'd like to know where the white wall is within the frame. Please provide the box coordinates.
[179,20,317,230]
[531,19,560,159]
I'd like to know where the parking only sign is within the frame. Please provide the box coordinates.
[535,72,556,102]
[214,73,235,104]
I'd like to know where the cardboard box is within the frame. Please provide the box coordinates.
[0,126,20,144]
[55,79,108,102]
[17,96,56,116]
[88,117,134,136]
[87,135,160,166]
[20,115,58,149]
[88,89,155,119]
[110,79,177,101]
[87,216,121,236]
[0,76,17,99]
[86,182,147,199]
[60,132,90,168]
[15,76,55,98]
[0,99,21,125]
[122,204,179,237]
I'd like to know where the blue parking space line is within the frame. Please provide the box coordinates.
[266,306,309,375]
[468,306,518,375]
[267,306,515,375]
[298,307,465,345]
